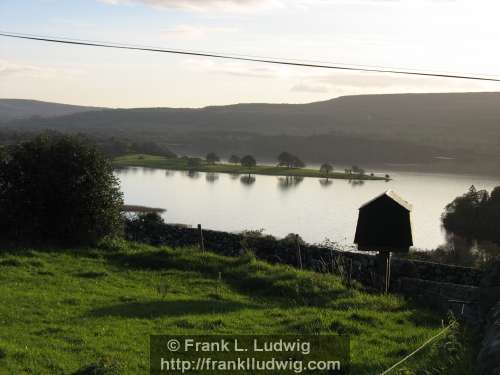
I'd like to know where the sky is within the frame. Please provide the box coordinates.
[1,0,500,108]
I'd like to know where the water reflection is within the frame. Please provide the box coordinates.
[115,166,500,250]
[319,178,333,187]
[142,167,156,175]
[165,170,175,177]
[206,173,220,183]
[240,175,256,186]
[278,176,304,190]
[183,170,200,179]
[348,179,365,187]
[115,166,139,176]
[229,173,240,180]
[424,233,500,267]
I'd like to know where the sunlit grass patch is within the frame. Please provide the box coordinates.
[0,241,476,374]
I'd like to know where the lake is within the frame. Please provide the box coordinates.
[115,167,500,250]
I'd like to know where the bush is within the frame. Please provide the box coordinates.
[125,212,169,245]
[0,134,123,246]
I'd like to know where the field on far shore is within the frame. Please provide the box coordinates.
[0,241,477,374]
[113,154,388,181]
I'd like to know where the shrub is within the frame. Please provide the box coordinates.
[125,212,168,245]
[0,134,123,246]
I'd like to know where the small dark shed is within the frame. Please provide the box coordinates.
[354,189,413,253]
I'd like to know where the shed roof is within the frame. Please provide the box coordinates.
[359,189,412,211]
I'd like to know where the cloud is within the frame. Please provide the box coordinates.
[100,0,282,11]
[290,70,500,97]
[291,82,329,93]
[0,60,84,80]
[185,59,285,78]
[0,60,53,78]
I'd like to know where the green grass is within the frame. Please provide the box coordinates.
[0,241,476,374]
[113,154,388,181]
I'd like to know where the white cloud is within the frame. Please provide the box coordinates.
[0,60,53,79]
[291,82,329,93]
[0,60,84,80]
[100,0,282,11]
[290,70,500,97]
[184,58,285,78]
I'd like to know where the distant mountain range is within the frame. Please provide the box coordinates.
[0,99,103,122]
[2,93,500,173]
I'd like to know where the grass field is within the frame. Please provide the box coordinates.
[113,154,388,181]
[0,241,477,374]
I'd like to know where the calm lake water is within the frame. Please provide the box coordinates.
[115,167,500,250]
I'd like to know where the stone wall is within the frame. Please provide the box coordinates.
[142,224,483,288]
[394,277,481,322]
[477,300,500,375]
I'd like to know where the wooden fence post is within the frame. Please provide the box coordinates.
[381,251,391,294]
[295,234,303,270]
[198,224,205,252]
[348,258,353,286]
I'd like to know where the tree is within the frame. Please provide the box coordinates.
[278,152,293,168]
[206,152,220,164]
[320,163,333,179]
[229,155,241,164]
[277,152,305,168]
[292,156,305,168]
[352,165,365,175]
[0,134,123,246]
[187,157,202,169]
[241,155,257,169]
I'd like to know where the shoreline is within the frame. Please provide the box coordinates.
[113,154,390,181]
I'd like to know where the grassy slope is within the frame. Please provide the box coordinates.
[0,241,476,374]
[113,154,387,180]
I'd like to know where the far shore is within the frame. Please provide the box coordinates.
[113,154,390,181]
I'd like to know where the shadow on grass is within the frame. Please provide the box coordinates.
[89,298,258,318]
[106,249,352,307]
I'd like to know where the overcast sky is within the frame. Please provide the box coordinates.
[1,0,500,107]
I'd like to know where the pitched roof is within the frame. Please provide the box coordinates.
[359,189,412,211]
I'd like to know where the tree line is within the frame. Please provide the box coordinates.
[201,151,372,178]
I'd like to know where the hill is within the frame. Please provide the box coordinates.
[3,93,500,171]
[0,99,104,122]
[0,241,474,374]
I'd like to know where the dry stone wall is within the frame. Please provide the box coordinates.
[141,224,483,287]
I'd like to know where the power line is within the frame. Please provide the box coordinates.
[4,30,492,77]
[1,31,500,82]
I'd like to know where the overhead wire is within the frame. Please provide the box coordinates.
[1,31,500,82]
